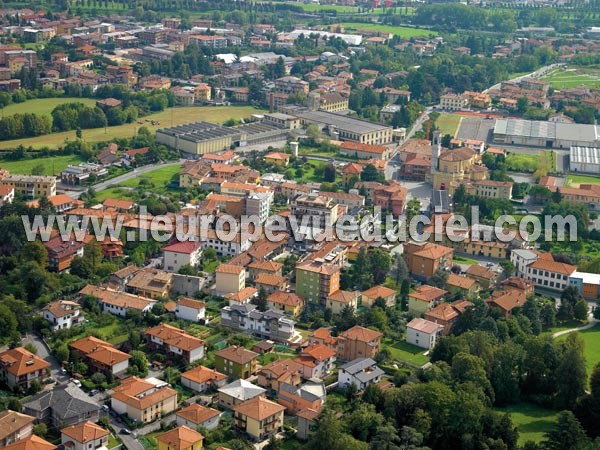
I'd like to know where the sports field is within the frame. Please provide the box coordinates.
[0,97,97,117]
[342,22,436,37]
[0,106,264,150]
[541,66,600,89]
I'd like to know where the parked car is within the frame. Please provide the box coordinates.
[89,389,98,396]
[120,429,131,435]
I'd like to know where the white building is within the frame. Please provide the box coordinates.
[61,421,108,450]
[337,358,384,390]
[511,249,576,291]
[511,249,539,278]
[245,191,273,224]
[162,241,203,272]
[440,93,468,111]
[220,304,297,343]
[201,230,252,257]
[406,318,444,349]
[42,300,84,331]
[570,146,600,174]
[176,403,222,431]
[175,297,206,323]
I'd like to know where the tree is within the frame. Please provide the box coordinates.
[555,333,587,409]
[390,254,409,286]
[573,299,588,321]
[517,97,528,113]
[129,350,149,377]
[263,435,281,450]
[369,249,391,285]
[499,260,515,277]
[428,269,448,289]
[543,411,590,450]
[253,287,268,312]
[324,163,336,182]
[33,423,47,437]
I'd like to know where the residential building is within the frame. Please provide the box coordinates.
[0,175,56,200]
[220,304,296,343]
[176,404,221,431]
[361,286,396,308]
[0,348,49,390]
[215,264,245,296]
[146,324,205,364]
[446,273,479,297]
[233,397,285,442]
[43,237,85,272]
[467,180,513,199]
[42,300,84,331]
[217,380,266,410]
[511,250,576,291]
[291,194,340,230]
[294,343,336,379]
[248,261,283,281]
[0,410,34,448]
[254,273,288,295]
[257,359,303,392]
[225,287,258,305]
[339,141,391,160]
[264,152,290,167]
[404,241,454,280]
[487,289,527,317]
[69,336,131,378]
[126,268,172,299]
[23,384,102,427]
[60,421,108,450]
[296,408,319,441]
[295,260,340,305]
[423,300,473,333]
[336,326,382,362]
[325,290,359,314]
[337,358,384,390]
[0,185,14,206]
[465,265,499,289]
[175,297,206,323]
[156,426,204,450]
[440,93,468,111]
[79,285,156,317]
[277,380,326,415]
[111,377,178,423]
[406,318,444,349]
[180,365,227,393]
[267,291,304,317]
[162,241,203,273]
[275,76,309,95]
[408,284,447,315]
[2,436,55,450]
[214,346,259,380]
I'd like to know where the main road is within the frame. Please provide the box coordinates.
[484,63,564,93]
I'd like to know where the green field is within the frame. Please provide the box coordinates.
[564,173,600,188]
[1,97,96,117]
[342,22,436,37]
[495,403,560,445]
[506,151,555,173]
[0,154,83,175]
[382,338,430,366]
[94,186,136,202]
[541,67,600,89]
[556,324,600,378]
[120,165,182,189]
[436,113,463,137]
[0,105,264,150]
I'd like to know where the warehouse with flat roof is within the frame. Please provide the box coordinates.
[493,118,600,149]
[570,146,600,174]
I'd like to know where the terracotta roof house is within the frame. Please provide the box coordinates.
[294,343,336,379]
[361,285,396,307]
[60,421,108,450]
[233,397,285,441]
[103,198,134,211]
[0,410,34,448]
[336,326,382,362]
[110,376,178,423]
[325,290,359,314]
[403,241,453,280]
[225,287,257,305]
[69,336,130,377]
[0,348,49,390]
[308,327,338,349]
[487,289,527,317]
[42,300,84,331]
[423,300,473,333]
[446,273,479,296]
[406,318,444,349]
[257,358,303,391]
[180,365,227,393]
[176,404,221,431]
[214,346,259,379]
[465,265,499,289]
[155,426,204,450]
[145,323,205,364]
[2,436,55,450]
[254,273,288,294]
[267,291,304,317]
[408,284,447,315]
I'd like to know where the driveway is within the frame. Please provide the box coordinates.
[22,333,65,381]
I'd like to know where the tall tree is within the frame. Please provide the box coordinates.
[554,333,587,409]
[543,411,589,450]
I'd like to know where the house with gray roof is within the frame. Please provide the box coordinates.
[217,379,266,410]
[337,358,384,390]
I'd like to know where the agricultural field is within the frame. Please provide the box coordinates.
[0,105,264,150]
[564,173,600,188]
[0,154,83,175]
[1,97,97,117]
[342,22,436,37]
[540,66,600,89]
[495,403,560,445]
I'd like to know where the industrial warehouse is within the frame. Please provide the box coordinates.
[156,109,395,155]
[492,118,600,149]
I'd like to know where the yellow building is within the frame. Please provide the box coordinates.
[264,152,290,167]
[432,147,488,195]
[233,397,285,442]
[0,174,57,200]
[361,285,396,308]
[156,426,204,450]
[407,285,447,316]
[215,264,245,296]
[267,291,304,317]
[325,290,359,314]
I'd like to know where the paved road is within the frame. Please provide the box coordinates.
[552,302,598,338]
[484,63,564,93]
[65,160,185,199]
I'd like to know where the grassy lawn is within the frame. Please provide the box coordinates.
[382,338,430,366]
[495,402,560,445]
[107,434,121,450]
[293,158,342,184]
[0,154,83,175]
[541,319,587,337]
[556,324,600,378]
[1,97,96,117]
[506,151,554,173]
[342,22,436,37]
[94,187,137,203]
[0,105,264,150]
[564,173,600,188]
[541,66,600,89]
[436,113,463,137]
[119,165,182,189]
[454,255,478,265]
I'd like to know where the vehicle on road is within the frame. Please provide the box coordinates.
[120,428,131,435]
